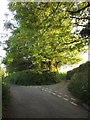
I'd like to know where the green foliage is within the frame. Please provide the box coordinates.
[67,61,90,80]
[0,67,5,77]
[3,2,88,73]
[66,67,79,80]
[68,61,90,105]
[5,70,57,85]
[55,72,67,83]
[0,69,10,117]
[2,77,10,117]
[5,70,67,85]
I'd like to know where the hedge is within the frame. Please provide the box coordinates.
[5,70,67,85]
[5,70,57,85]
[67,61,90,80]
[68,61,89,105]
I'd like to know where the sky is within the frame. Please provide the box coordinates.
[0,0,9,62]
[0,0,88,71]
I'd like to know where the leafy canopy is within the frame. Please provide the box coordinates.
[3,2,88,73]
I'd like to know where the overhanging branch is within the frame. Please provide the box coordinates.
[67,2,90,15]
[71,16,90,20]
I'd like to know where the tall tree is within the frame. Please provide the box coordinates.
[3,2,88,73]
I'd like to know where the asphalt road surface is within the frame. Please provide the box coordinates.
[6,85,88,118]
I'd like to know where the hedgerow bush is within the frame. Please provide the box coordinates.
[55,72,66,82]
[66,67,78,80]
[67,61,90,80]
[68,61,90,105]
[5,70,57,85]
[5,70,66,85]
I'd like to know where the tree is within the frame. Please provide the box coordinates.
[67,2,90,40]
[80,21,90,39]
[3,2,88,73]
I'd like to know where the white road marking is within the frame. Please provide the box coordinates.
[41,89,44,91]
[40,87,78,107]
[55,91,58,93]
[44,89,47,91]
[45,88,49,90]
[64,95,69,97]
[70,101,77,106]
[57,95,62,98]
[48,91,52,93]
[63,97,69,101]
[71,98,76,101]
[52,92,56,95]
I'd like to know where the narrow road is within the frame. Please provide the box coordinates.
[6,84,88,118]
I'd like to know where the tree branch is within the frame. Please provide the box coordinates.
[71,16,90,20]
[67,2,90,14]
[38,2,60,27]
